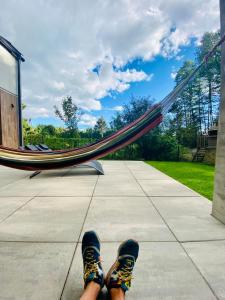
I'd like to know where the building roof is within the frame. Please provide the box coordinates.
[0,35,25,62]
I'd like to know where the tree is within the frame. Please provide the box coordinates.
[168,31,221,148]
[122,96,153,124]
[169,61,200,147]
[22,118,34,138]
[54,96,79,135]
[22,103,26,110]
[110,112,124,130]
[37,125,56,136]
[109,95,179,160]
[94,116,107,138]
[196,31,221,129]
[110,96,154,129]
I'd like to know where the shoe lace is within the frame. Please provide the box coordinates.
[117,258,134,284]
[83,249,100,281]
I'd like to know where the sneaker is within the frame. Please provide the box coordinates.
[82,231,104,288]
[105,239,139,293]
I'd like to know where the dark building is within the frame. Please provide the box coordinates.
[0,36,24,148]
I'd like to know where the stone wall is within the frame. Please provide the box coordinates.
[203,149,216,165]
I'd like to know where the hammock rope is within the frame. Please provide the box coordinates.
[0,34,224,171]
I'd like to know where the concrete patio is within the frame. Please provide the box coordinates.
[0,160,225,300]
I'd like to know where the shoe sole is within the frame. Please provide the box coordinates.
[105,239,138,287]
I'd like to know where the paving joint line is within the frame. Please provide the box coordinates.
[0,195,204,198]
[181,239,225,243]
[0,196,37,224]
[30,195,95,198]
[0,241,75,244]
[126,161,220,300]
[59,173,100,300]
[0,240,179,243]
[181,244,220,300]
[1,239,224,244]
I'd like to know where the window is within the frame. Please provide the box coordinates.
[0,44,18,95]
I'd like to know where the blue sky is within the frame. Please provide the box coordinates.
[31,40,196,128]
[1,1,219,129]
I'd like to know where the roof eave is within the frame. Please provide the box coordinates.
[0,35,25,62]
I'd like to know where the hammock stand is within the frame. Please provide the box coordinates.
[30,160,104,178]
[0,35,224,176]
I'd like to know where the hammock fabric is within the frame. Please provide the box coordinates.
[0,34,225,171]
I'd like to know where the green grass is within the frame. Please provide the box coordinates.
[146,161,215,200]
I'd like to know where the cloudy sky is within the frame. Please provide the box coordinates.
[0,0,220,128]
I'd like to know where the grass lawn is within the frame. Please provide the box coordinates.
[146,161,215,200]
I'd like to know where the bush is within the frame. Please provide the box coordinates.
[104,130,181,161]
[24,134,94,150]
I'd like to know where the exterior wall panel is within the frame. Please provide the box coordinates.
[0,89,19,148]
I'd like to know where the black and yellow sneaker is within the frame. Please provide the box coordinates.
[82,231,104,288]
[105,239,139,293]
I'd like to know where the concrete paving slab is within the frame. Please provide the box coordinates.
[82,196,175,242]
[96,173,134,181]
[139,179,199,196]
[100,160,126,165]
[125,160,156,171]
[183,241,225,300]
[0,178,18,189]
[102,168,131,175]
[151,196,225,241]
[38,178,97,196]
[100,162,131,175]
[0,178,50,197]
[0,197,91,242]
[62,242,216,300]
[0,160,224,300]
[37,170,98,181]
[33,166,100,178]
[126,162,170,178]
[0,196,32,222]
[63,167,100,178]
[0,165,31,175]
[132,170,171,180]
[0,242,75,300]
[32,169,71,178]
[0,172,29,188]
[94,178,145,196]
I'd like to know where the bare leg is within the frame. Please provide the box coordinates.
[110,288,125,300]
[80,282,101,300]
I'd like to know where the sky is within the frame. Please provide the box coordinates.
[0,0,220,129]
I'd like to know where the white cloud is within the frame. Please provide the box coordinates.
[175,55,184,61]
[116,69,151,82]
[171,71,177,80]
[51,81,65,90]
[112,106,124,112]
[23,106,49,119]
[79,113,97,127]
[0,0,219,119]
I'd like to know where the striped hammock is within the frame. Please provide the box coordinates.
[0,34,224,171]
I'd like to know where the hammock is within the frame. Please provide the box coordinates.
[0,35,224,171]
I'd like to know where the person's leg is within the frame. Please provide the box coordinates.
[110,288,125,300]
[79,231,104,300]
[105,239,139,299]
[80,281,101,300]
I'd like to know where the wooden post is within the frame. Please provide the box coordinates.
[212,0,225,224]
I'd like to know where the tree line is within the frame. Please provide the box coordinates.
[168,31,221,148]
